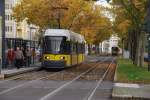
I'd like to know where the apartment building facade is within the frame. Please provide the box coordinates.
[5,0,38,40]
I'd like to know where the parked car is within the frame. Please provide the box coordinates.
[144,56,150,62]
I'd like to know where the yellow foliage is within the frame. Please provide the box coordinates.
[13,0,113,44]
[117,20,131,34]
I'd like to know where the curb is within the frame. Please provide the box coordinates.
[112,93,150,100]
[0,74,4,79]
[4,67,40,78]
[112,61,150,100]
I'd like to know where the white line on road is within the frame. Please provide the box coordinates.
[0,73,58,95]
[0,71,41,84]
[86,59,114,100]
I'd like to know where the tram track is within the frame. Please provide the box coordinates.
[85,59,114,100]
[0,62,97,96]
[0,57,114,100]
[40,58,112,100]
[0,71,53,83]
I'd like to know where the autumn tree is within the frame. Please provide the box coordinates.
[13,0,113,54]
[111,0,147,67]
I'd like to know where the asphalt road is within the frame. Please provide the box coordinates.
[0,56,114,100]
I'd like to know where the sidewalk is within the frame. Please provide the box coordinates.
[0,63,41,78]
[112,83,150,100]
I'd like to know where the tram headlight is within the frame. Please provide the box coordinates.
[45,56,50,60]
[60,56,65,60]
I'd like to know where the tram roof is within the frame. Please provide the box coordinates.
[44,29,85,43]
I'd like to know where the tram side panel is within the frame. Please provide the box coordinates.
[77,44,85,64]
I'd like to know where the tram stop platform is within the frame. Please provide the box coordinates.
[0,63,41,79]
[112,83,150,100]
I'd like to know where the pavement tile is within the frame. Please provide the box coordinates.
[112,83,150,100]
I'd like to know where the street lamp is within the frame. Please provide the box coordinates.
[0,0,5,73]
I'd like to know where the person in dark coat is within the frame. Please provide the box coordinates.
[21,47,26,66]
[15,47,24,69]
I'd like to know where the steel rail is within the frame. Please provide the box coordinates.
[86,58,114,100]
[40,58,110,100]
[0,59,103,95]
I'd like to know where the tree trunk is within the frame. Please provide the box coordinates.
[88,44,92,55]
[134,31,141,66]
[95,44,97,55]
[139,32,146,67]
[134,42,140,66]
[122,38,125,58]
[130,30,137,64]
[128,31,133,60]
[95,44,99,55]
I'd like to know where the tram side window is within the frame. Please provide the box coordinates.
[76,43,85,54]
[70,42,76,54]
[63,41,71,54]
[82,44,85,53]
[76,43,79,54]
[74,43,77,54]
[77,43,81,54]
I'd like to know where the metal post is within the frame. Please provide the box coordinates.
[148,35,150,71]
[147,0,150,71]
[30,27,31,49]
[0,0,5,73]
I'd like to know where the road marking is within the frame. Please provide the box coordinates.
[0,73,58,95]
[86,59,114,100]
[40,58,109,100]
[0,71,41,84]
[40,67,96,100]
[114,83,140,88]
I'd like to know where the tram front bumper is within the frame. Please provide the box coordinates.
[42,60,66,68]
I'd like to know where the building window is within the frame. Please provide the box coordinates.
[5,14,13,21]
[5,4,9,9]
[11,15,13,20]
[5,26,13,32]
[5,3,13,10]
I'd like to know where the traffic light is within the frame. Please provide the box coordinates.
[142,20,150,33]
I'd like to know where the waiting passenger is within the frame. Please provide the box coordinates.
[26,48,32,66]
[7,48,15,68]
[21,47,26,67]
[15,47,24,69]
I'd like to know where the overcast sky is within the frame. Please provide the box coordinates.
[96,0,110,7]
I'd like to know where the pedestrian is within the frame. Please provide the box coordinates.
[21,47,26,66]
[32,48,36,64]
[15,47,24,69]
[7,48,15,68]
[26,48,32,67]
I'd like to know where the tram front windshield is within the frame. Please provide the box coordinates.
[44,36,68,54]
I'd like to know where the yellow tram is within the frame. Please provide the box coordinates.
[42,29,85,69]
